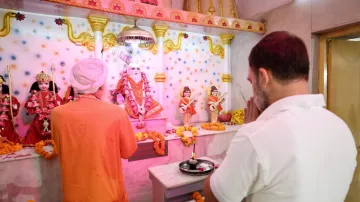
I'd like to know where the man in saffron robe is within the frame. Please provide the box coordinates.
[51,58,137,202]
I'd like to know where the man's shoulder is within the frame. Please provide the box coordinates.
[52,101,126,115]
[98,102,128,116]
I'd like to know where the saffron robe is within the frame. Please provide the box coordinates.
[51,98,137,202]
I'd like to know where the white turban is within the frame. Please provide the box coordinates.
[70,58,108,94]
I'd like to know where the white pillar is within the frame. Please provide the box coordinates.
[220,34,234,112]
[93,31,103,59]
[156,36,165,104]
[153,25,169,115]
[88,16,109,59]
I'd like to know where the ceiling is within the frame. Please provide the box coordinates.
[0,0,253,36]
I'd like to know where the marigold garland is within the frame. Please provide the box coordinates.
[192,191,204,202]
[201,122,226,131]
[34,140,57,159]
[0,137,22,155]
[176,126,198,146]
[148,131,165,156]
[134,132,149,141]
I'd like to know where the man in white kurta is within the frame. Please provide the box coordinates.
[204,31,357,202]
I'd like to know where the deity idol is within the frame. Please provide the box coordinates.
[0,76,20,142]
[116,61,163,128]
[208,86,227,123]
[179,86,200,127]
[22,71,63,145]
[63,85,75,104]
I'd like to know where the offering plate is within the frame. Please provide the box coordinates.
[179,159,215,176]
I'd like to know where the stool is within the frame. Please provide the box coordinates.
[148,157,216,202]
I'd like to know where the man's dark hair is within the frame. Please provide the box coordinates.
[248,31,309,82]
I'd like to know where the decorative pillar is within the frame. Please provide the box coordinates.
[153,25,169,112]
[88,16,108,59]
[220,33,234,112]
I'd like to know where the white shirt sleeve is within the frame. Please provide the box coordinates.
[210,133,263,202]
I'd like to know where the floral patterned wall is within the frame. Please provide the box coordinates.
[0,8,225,136]
[0,9,93,137]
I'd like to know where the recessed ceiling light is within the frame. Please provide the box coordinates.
[348,37,360,41]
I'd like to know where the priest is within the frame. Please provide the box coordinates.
[51,58,137,202]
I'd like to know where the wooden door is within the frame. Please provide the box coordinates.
[327,39,360,202]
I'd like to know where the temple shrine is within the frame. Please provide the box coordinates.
[0,0,359,202]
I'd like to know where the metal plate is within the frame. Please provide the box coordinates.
[179,159,215,176]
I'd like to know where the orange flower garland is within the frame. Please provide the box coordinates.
[176,126,198,146]
[34,140,57,159]
[192,191,204,202]
[201,122,226,131]
[148,131,165,156]
[134,132,149,141]
[0,137,22,155]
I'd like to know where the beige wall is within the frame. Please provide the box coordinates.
[236,0,293,20]
[263,0,313,91]
[259,0,360,93]
[312,0,360,33]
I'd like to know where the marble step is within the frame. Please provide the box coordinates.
[129,116,168,134]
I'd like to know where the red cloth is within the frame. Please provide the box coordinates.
[0,95,20,142]
[22,91,63,145]
[208,96,223,112]
[179,97,196,115]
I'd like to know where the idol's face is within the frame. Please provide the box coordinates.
[131,66,141,76]
[211,90,218,97]
[184,90,191,97]
[38,81,50,91]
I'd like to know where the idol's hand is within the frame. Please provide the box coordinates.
[13,104,18,110]
[244,97,260,124]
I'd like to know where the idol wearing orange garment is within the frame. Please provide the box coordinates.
[52,58,137,202]
[116,62,162,119]
[116,61,162,128]
[179,86,197,126]
[208,86,224,123]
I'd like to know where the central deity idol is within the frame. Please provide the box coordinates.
[115,61,163,128]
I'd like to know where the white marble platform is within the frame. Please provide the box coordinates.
[123,127,238,202]
[148,157,217,202]
[0,148,62,202]
[0,123,239,202]
[137,123,241,144]
[130,117,168,134]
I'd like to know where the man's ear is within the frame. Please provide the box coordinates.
[258,68,270,88]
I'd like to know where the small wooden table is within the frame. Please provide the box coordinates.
[148,157,216,202]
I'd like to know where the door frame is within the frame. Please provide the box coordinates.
[318,23,360,109]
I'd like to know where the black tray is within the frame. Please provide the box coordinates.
[179,159,215,176]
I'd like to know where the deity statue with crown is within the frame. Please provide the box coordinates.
[208,86,227,123]
[115,61,163,128]
[0,75,21,143]
[22,71,63,145]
